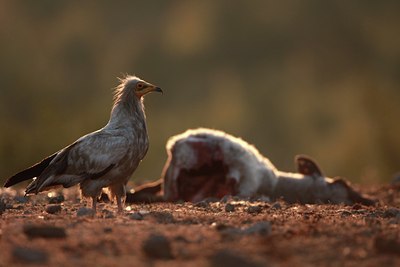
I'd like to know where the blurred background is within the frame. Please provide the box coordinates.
[1,1,399,186]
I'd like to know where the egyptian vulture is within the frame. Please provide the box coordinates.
[4,75,162,212]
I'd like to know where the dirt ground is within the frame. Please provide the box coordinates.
[1,184,400,267]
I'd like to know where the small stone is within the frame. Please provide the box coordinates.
[225,203,235,212]
[14,196,29,203]
[209,249,264,267]
[220,195,232,203]
[382,208,400,218]
[194,201,210,208]
[242,222,271,236]
[102,209,115,219]
[212,222,231,231]
[103,227,113,233]
[340,210,352,217]
[149,211,175,224]
[0,198,6,214]
[365,211,381,219]
[46,204,62,214]
[48,194,65,204]
[271,202,282,210]
[218,228,242,240]
[23,225,67,239]
[12,246,48,264]
[219,222,271,239]
[77,207,95,217]
[231,196,242,201]
[142,234,173,259]
[247,205,262,214]
[352,209,367,215]
[129,212,144,220]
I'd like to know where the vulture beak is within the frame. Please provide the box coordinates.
[153,86,163,94]
[143,85,163,95]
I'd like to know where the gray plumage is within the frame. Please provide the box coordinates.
[4,75,162,211]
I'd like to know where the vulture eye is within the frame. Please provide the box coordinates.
[136,82,145,90]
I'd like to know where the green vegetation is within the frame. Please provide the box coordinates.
[1,1,399,184]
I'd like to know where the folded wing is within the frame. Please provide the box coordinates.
[24,131,130,194]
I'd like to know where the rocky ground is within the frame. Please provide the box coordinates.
[1,184,400,267]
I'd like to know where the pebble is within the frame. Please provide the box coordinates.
[142,234,173,259]
[209,249,264,267]
[46,204,62,214]
[194,201,210,208]
[77,207,95,217]
[340,210,352,217]
[247,205,262,214]
[242,222,271,236]
[103,227,113,233]
[0,198,6,214]
[48,194,65,204]
[219,221,271,239]
[149,211,175,224]
[232,196,244,201]
[105,213,115,219]
[220,195,232,203]
[212,222,231,231]
[352,203,363,210]
[102,209,115,219]
[271,202,282,210]
[23,225,67,239]
[225,203,235,212]
[129,212,144,220]
[14,196,29,203]
[12,247,48,264]
[382,208,400,218]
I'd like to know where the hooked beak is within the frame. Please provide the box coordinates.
[144,85,163,95]
[153,86,163,94]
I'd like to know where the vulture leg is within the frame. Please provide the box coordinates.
[116,196,123,212]
[92,197,97,212]
[109,183,126,212]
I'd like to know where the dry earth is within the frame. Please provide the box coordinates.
[1,184,400,267]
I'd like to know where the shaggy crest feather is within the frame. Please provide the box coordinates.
[113,75,141,107]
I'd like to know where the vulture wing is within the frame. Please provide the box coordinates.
[25,131,131,194]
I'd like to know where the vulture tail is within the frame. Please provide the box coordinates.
[3,153,57,187]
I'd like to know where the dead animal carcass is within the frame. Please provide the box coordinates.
[158,128,374,205]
